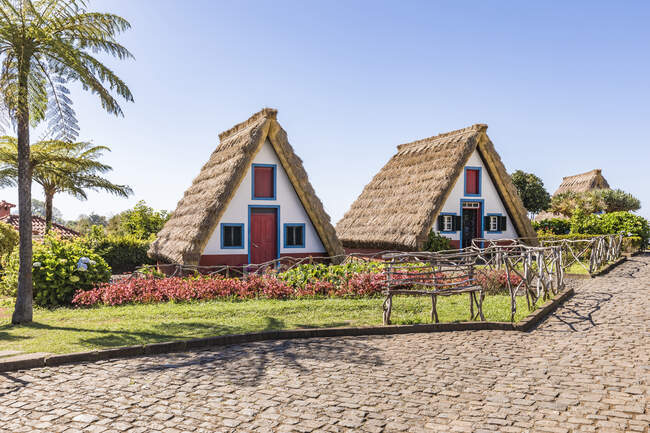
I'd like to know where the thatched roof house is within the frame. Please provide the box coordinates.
[336,124,536,251]
[149,108,343,266]
[553,169,610,195]
[534,169,611,222]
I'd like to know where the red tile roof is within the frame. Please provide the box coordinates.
[0,215,79,238]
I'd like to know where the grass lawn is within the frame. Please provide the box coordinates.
[0,294,533,355]
[564,262,591,275]
[510,261,591,275]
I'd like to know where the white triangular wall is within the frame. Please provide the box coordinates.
[437,150,519,242]
[203,139,326,255]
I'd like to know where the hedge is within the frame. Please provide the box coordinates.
[537,233,643,253]
[84,235,154,274]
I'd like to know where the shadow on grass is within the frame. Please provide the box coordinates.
[293,321,352,329]
[0,315,294,349]
[0,329,30,343]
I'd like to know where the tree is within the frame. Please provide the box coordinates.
[510,170,551,216]
[31,198,63,222]
[0,137,132,232]
[71,213,107,234]
[550,191,603,217]
[550,188,641,218]
[600,189,641,213]
[111,200,169,240]
[0,1,133,324]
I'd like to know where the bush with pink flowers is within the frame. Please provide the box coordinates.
[71,272,387,307]
[475,269,523,295]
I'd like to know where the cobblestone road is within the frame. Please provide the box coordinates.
[1,256,648,433]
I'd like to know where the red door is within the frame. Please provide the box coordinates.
[250,208,277,264]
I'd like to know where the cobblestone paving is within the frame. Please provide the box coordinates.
[0,256,648,433]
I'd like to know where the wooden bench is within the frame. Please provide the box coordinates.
[382,251,485,325]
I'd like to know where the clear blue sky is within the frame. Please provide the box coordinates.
[5,0,650,221]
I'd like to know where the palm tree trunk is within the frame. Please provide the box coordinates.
[12,66,33,325]
[44,188,54,234]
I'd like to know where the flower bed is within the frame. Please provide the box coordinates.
[72,265,525,307]
[72,272,387,306]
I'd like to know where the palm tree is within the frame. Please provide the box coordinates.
[0,0,133,323]
[0,136,133,231]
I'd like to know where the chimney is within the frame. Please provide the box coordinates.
[0,200,15,218]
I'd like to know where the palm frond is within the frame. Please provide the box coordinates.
[0,0,133,132]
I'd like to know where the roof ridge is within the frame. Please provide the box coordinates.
[561,168,602,180]
[396,123,487,151]
[218,108,277,141]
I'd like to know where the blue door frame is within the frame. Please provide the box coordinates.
[459,199,484,248]
[247,205,281,264]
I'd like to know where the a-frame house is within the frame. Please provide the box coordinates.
[149,108,343,266]
[336,124,537,251]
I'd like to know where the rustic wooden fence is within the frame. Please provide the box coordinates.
[472,234,623,275]
[381,244,565,323]
[134,235,623,323]
[145,250,401,278]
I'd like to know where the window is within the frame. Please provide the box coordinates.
[284,224,305,248]
[221,223,244,249]
[464,167,481,196]
[443,215,453,232]
[252,164,276,199]
[489,216,499,232]
[438,214,460,233]
[485,215,507,233]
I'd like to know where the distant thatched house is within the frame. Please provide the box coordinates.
[149,108,343,266]
[336,124,536,251]
[553,169,610,195]
[534,169,611,222]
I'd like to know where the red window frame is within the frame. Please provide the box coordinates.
[465,168,480,195]
[252,165,275,199]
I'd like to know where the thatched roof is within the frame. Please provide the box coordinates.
[149,108,344,265]
[553,169,610,196]
[336,124,537,250]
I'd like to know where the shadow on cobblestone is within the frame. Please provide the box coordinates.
[543,291,613,332]
[0,372,29,397]
[133,338,385,387]
[605,255,648,279]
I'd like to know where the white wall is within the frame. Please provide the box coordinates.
[437,150,519,241]
[203,139,326,255]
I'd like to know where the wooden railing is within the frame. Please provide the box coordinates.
[472,234,623,275]
[382,244,565,323]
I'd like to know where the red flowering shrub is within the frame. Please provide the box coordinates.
[475,269,523,294]
[71,272,386,307]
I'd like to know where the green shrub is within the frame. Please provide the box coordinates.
[538,233,606,241]
[424,230,452,252]
[84,233,153,274]
[622,236,643,253]
[532,218,571,235]
[0,250,18,296]
[109,200,170,240]
[0,221,18,264]
[538,233,643,253]
[0,236,111,306]
[277,261,384,288]
[570,211,650,244]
